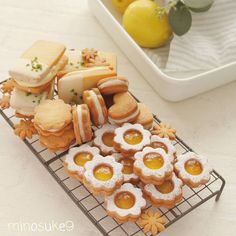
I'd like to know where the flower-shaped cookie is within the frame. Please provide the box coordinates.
[114,123,151,156]
[0,94,10,109]
[174,152,212,188]
[82,48,98,62]
[134,147,173,185]
[105,183,146,223]
[14,119,37,139]
[137,210,166,236]
[64,144,100,181]
[152,122,176,140]
[150,135,176,162]
[93,124,117,155]
[144,173,183,208]
[83,155,123,196]
[1,79,14,94]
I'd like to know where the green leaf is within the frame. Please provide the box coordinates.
[184,0,214,12]
[168,2,192,36]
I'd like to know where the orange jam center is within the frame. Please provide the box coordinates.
[114,191,135,209]
[185,159,203,175]
[156,180,174,194]
[151,142,168,153]
[93,164,113,181]
[119,158,134,175]
[74,152,93,167]
[123,129,143,145]
[102,132,115,147]
[143,152,164,170]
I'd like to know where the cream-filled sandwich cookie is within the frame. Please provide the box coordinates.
[58,68,116,104]
[72,104,93,144]
[64,144,100,181]
[83,88,108,127]
[144,173,183,208]
[97,76,129,95]
[133,147,173,185]
[93,124,117,155]
[105,183,146,223]
[174,152,212,188]
[9,40,66,87]
[150,135,176,163]
[114,123,151,156]
[108,92,140,126]
[83,155,123,196]
[135,103,153,130]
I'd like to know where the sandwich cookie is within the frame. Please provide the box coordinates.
[135,103,153,129]
[83,88,108,126]
[72,104,93,144]
[97,76,129,95]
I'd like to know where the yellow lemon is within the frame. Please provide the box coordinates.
[122,0,172,48]
[112,0,136,14]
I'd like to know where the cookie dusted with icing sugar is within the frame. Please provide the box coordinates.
[83,155,123,196]
[144,173,183,208]
[108,92,140,126]
[97,76,129,95]
[83,88,108,127]
[105,183,146,223]
[64,144,100,181]
[174,152,212,188]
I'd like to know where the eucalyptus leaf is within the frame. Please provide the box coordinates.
[184,0,214,9]
[189,3,213,12]
[168,2,192,36]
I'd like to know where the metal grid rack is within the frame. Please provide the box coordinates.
[0,80,225,236]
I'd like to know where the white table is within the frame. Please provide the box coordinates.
[0,0,235,235]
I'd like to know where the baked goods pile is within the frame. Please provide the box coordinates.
[1,40,213,235]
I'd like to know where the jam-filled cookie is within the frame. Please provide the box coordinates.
[114,123,151,156]
[64,144,100,181]
[105,183,146,223]
[150,135,176,163]
[83,155,123,196]
[93,124,117,155]
[133,147,173,185]
[174,152,212,188]
[144,173,183,208]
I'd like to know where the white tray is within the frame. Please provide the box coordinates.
[88,0,236,101]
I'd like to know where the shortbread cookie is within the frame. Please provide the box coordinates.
[108,92,140,125]
[114,123,151,156]
[93,124,117,155]
[97,76,129,95]
[83,88,107,126]
[133,147,173,185]
[72,104,93,144]
[83,155,123,196]
[150,135,176,163]
[64,144,100,181]
[174,152,212,188]
[135,103,153,129]
[144,173,183,208]
[105,183,146,223]
[14,119,37,140]
[152,122,176,140]
[0,94,10,109]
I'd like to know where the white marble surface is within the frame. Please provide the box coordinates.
[0,0,235,235]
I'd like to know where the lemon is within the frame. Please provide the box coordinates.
[112,0,136,14]
[122,0,172,48]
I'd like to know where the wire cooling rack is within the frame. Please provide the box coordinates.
[0,80,225,236]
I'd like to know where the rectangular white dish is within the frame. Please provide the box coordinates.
[88,0,236,101]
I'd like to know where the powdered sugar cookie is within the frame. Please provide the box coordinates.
[83,88,107,126]
[114,123,151,156]
[93,124,117,155]
[134,147,173,185]
[135,103,153,130]
[97,76,129,95]
[105,183,146,223]
[150,135,176,163]
[174,152,212,188]
[64,144,100,181]
[83,155,123,196]
[144,173,183,208]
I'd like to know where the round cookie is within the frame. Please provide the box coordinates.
[135,103,153,129]
[83,88,108,127]
[72,104,93,144]
[97,76,129,95]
